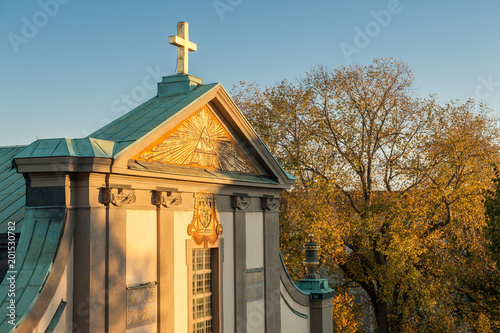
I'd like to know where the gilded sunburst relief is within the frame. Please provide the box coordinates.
[135,106,257,174]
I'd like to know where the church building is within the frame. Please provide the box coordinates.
[0,22,334,332]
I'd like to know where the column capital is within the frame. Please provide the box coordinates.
[231,195,252,210]
[101,187,136,207]
[153,190,182,208]
[260,197,280,211]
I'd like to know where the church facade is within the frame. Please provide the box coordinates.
[0,22,333,332]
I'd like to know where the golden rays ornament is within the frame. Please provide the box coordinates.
[137,106,256,174]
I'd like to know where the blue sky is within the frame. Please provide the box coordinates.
[1,0,499,146]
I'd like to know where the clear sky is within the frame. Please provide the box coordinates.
[1,0,499,146]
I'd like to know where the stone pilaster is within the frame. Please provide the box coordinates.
[261,197,281,333]
[232,195,250,333]
[102,187,136,332]
[72,175,109,332]
[154,190,181,332]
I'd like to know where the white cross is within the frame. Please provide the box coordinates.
[169,21,197,75]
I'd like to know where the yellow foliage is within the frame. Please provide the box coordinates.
[233,59,500,332]
[331,291,363,333]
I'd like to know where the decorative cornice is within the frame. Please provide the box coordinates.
[153,190,182,208]
[102,188,136,207]
[231,196,252,210]
[261,197,280,211]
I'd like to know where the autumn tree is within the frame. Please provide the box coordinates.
[233,59,500,332]
[485,166,500,265]
[446,166,500,331]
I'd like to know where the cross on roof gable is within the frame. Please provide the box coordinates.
[169,21,197,74]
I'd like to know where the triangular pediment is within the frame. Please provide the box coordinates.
[98,81,294,188]
[133,105,258,174]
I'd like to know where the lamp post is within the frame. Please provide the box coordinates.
[297,234,334,300]
[304,234,320,279]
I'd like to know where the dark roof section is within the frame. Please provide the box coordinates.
[0,146,26,233]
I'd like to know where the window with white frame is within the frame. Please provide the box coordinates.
[192,248,213,333]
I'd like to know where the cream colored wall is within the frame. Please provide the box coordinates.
[34,242,74,332]
[126,210,158,333]
[247,299,266,333]
[127,320,157,333]
[245,212,264,269]
[174,210,193,333]
[219,211,234,333]
[245,212,265,332]
[126,210,157,285]
[280,281,310,333]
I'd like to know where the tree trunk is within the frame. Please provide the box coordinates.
[375,301,390,333]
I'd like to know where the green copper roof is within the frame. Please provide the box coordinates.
[0,146,26,233]
[14,137,115,159]
[0,207,66,331]
[88,82,219,156]
[7,77,293,186]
